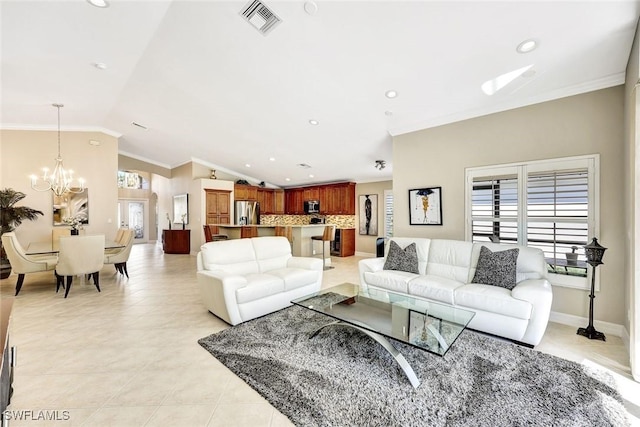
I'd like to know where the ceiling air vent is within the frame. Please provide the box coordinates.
[240,0,282,36]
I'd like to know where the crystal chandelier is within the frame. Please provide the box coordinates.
[30,104,85,197]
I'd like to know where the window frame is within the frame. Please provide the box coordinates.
[465,154,600,290]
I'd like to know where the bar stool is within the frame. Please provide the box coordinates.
[311,225,335,270]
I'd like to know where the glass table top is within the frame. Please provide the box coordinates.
[292,283,475,356]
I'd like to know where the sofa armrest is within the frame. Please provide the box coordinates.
[197,270,248,325]
[287,256,323,272]
[512,279,553,346]
[358,257,386,290]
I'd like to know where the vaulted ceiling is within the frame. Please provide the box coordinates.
[2,1,638,187]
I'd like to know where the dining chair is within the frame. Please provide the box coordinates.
[52,227,71,244]
[1,232,58,296]
[104,229,134,278]
[55,235,105,298]
[310,225,336,270]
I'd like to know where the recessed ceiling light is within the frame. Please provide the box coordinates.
[285,178,291,182]
[269,157,276,161]
[245,163,251,168]
[309,174,314,178]
[516,39,537,54]
[86,0,109,8]
[308,119,319,126]
[88,140,101,146]
[304,1,318,15]
[92,62,107,70]
[385,90,398,99]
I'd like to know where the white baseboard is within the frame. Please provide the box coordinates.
[549,311,625,337]
[355,251,376,257]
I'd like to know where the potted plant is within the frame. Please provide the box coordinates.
[565,246,579,266]
[0,188,44,279]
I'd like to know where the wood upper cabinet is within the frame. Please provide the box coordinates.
[286,182,355,215]
[256,188,285,215]
[284,188,304,214]
[234,184,257,201]
[273,190,285,214]
[319,182,355,215]
[256,189,272,214]
[303,187,319,201]
[205,189,231,224]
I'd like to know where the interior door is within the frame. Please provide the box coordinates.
[118,199,149,243]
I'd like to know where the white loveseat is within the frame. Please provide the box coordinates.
[197,236,323,325]
[359,238,553,346]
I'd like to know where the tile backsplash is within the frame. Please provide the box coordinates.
[261,215,355,229]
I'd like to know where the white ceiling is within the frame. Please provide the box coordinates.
[2,0,639,187]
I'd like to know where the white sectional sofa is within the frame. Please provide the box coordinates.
[358,237,553,346]
[197,236,323,325]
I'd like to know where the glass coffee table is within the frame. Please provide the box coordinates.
[291,283,475,388]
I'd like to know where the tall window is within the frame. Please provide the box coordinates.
[384,190,394,238]
[466,155,598,289]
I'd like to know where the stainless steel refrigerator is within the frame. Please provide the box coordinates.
[235,201,260,225]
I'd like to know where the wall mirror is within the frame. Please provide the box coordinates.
[53,189,89,226]
[173,193,189,224]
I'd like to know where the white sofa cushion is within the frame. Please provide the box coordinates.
[252,236,292,272]
[363,270,419,294]
[454,283,532,320]
[201,239,259,275]
[236,273,285,304]
[268,267,319,291]
[408,275,465,305]
[425,239,473,283]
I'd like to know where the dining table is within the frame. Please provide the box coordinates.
[25,239,124,255]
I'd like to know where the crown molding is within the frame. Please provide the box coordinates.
[118,150,172,169]
[0,124,122,138]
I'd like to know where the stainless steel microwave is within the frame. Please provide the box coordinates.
[304,200,320,214]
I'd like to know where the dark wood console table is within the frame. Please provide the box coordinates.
[162,229,191,254]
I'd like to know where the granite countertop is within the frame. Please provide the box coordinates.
[214,224,327,228]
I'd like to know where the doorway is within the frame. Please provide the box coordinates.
[118,199,149,243]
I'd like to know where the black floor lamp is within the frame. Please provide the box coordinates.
[577,237,607,341]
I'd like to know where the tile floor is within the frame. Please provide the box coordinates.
[1,242,639,426]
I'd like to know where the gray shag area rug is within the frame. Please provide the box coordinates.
[198,306,630,427]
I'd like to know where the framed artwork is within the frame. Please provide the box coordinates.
[359,194,378,236]
[409,187,442,225]
[53,189,89,226]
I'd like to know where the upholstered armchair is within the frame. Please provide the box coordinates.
[104,229,135,278]
[55,235,105,298]
[1,232,58,296]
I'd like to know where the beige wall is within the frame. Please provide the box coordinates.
[119,154,171,178]
[393,87,625,325]
[624,18,640,379]
[355,181,392,255]
[0,129,119,245]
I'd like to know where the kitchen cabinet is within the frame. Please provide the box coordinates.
[163,229,191,254]
[319,182,356,215]
[285,188,305,214]
[273,190,285,214]
[234,184,257,201]
[205,189,231,225]
[303,187,319,201]
[257,189,285,215]
[286,182,355,215]
[257,189,273,214]
[331,228,355,257]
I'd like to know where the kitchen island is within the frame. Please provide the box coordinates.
[212,224,329,258]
